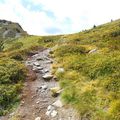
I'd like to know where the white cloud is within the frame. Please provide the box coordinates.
[0,0,120,35]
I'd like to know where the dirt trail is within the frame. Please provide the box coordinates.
[0,49,79,120]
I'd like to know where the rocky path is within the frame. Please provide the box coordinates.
[0,49,79,120]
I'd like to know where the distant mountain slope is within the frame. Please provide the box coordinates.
[0,19,27,39]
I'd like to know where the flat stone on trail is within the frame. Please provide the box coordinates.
[46,105,55,116]
[46,110,51,116]
[52,99,63,108]
[40,84,48,90]
[36,57,43,61]
[33,62,40,66]
[47,105,54,111]
[51,110,58,117]
[42,74,53,80]
[36,66,43,70]
[35,117,41,120]
[36,101,40,104]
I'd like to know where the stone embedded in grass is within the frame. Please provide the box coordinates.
[56,68,64,73]
[50,87,61,97]
[88,48,97,54]
[42,74,53,80]
[46,60,53,64]
[53,76,57,81]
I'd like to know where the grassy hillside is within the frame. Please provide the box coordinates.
[0,19,120,119]
[52,20,120,120]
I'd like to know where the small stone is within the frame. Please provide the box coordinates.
[52,99,63,108]
[56,68,64,73]
[32,105,35,107]
[46,105,55,116]
[35,117,41,120]
[9,112,15,117]
[46,60,53,64]
[46,110,51,116]
[20,100,25,106]
[37,66,43,70]
[42,74,53,80]
[36,101,40,104]
[21,114,26,118]
[89,49,97,54]
[33,62,40,66]
[44,69,49,73]
[36,58,43,61]
[41,85,48,90]
[51,110,58,117]
[47,105,53,111]
[50,87,61,97]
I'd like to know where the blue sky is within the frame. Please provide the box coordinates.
[0,0,120,35]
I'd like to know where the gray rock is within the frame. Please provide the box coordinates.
[40,85,48,90]
[46,110,51,116]
[15,33,21,38]
[52,99,63,108]
[37,66,43,70]
[44,69,49,73]
[3,30,15,38]
[33,62,40,66]
[51,110,58,117]
[46,105,55,116]
[47,105,54,111]
[42,74,53,80]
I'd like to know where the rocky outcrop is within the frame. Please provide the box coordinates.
[0,19,27,39]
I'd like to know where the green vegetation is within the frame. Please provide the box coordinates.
[0,39,4,52]
[0,19,120,120]
[0,58,26,115]
[52,19,120,120]
[0,35,61,115]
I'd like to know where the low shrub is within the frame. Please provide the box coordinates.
[7,42,23,51]
[110,30,120,37]
[0,58,26,115]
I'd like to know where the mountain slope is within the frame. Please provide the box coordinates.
[0,19,120,120]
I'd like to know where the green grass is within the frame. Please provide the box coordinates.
[52,20,120,120]
[0,19,120,119]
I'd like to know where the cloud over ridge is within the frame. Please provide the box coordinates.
[0,0,120,35]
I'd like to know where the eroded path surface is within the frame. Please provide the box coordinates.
[0,49,79,120]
